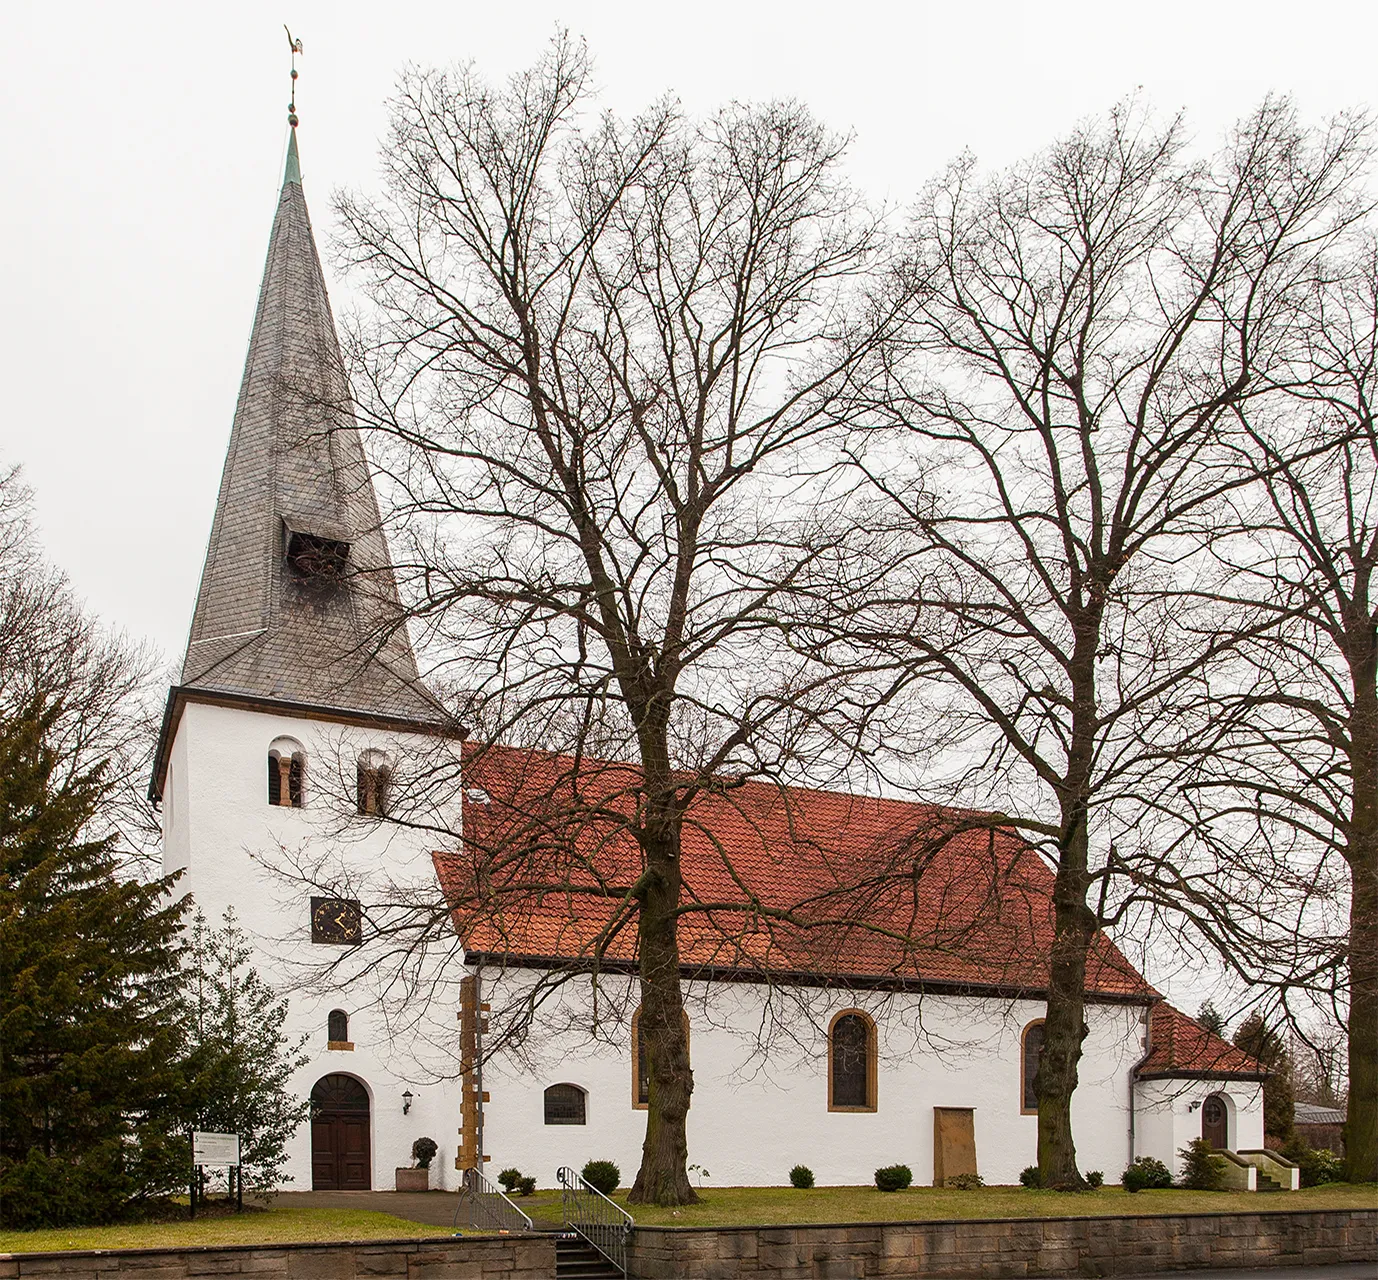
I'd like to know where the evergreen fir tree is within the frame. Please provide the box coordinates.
[181,908,309,1193]
[0,697,189,1227]
[1196,1001,1227,1037]
[1234,1011,1296,1142]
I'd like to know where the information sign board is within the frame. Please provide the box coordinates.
[192,1131,240,1167]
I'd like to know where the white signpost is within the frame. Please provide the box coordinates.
[193,1132,241,1167]
[190,1131,242,1216]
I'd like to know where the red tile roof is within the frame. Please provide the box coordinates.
[1138,1004,1267,1079]
[434,745,1155,1000]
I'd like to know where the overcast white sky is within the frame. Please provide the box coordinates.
[3,0,1374,663]
[2,1,1372,1013]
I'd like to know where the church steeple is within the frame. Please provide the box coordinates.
[173,127,446,729]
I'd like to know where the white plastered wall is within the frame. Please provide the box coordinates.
[475,969,1151,1189]
[1132,1077,1265,1177]
[161,699,465,1190]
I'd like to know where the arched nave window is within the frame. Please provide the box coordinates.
[828,1010,877,1112]
[1021,1019,1046,1113]
[544,1083,587,1125]
[268,737,306,808]
[631,1005,690,1110]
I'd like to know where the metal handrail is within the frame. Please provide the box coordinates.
[454,1166,534,1234]
[557,1166,633,1275]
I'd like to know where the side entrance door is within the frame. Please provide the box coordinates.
[310,1073,372,1189]
[1201,1092,1229,1150]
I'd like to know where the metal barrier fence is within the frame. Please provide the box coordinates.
[558,1165,633,1275]
[454,1166,535,1234]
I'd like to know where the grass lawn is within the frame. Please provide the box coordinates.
[4,1183,1372,1254]
[516,1182,1378,1229]
[0,1207,453,1255]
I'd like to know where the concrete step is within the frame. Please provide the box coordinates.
[555,1237,622,1279]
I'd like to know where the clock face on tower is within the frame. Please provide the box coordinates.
[310,896,363,945]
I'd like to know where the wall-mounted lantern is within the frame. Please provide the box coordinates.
[402,1089,414,1115]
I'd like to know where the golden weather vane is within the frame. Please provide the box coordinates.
[285,26,303,127]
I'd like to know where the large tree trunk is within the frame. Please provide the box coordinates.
[627,787,699,1205]
[1345,647,1378,1183]
[1036,610,1100,1189]
[1037,826,1095,1189]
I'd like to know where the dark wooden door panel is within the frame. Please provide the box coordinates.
[340,1115,371,1189]
[311,1112,372,1189]
[309,1074,371,1191]
[311,1116,340,1189]
[1202,1093,1229,1149]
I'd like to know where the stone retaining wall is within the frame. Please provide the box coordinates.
[626,1208,1377,1279]
[0,1232,555,1279]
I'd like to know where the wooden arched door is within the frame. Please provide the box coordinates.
[311,1074,371,1189]
[1201,1092,1229,1150]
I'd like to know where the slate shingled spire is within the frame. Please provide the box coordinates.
[178,131,445,724]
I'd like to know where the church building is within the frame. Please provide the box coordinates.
[151,121,1285,1195]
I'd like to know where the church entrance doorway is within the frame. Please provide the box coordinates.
[311,1074,371,1189]
[1202,1092,1229,1150]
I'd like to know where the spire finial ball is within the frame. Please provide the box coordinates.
[292,69,298,79]
[289,113,299,128]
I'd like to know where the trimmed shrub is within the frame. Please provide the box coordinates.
[497,1167,522,1193]
[1122,1155,1173,1193]
[874,1164,913,1192]
[518,1175,537,1196]
[1019,1165,1042,1188]
[946,1172,985,1189]
[789,1164,815,1189]
[411,1137,438,1170]
[1282,1137,1345,1187]
[1177,1138,1227,1190]
[581,1160,620,1195]
[1085,1169,1104,1189]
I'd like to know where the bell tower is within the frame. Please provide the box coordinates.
[149,75,460,1191]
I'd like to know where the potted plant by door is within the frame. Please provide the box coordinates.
[396,1137,438,1191]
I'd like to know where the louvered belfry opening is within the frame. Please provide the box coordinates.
[356,751,392,817]
[268,749,305,807]
[285,528,350,593]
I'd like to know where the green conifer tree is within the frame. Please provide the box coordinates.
[0,697,189,1227]
[1233,1012,1295,1143]
[1196,1002,1227,1038]
[180,908,309,1194]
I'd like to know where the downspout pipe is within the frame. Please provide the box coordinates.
[1128,999,1159,1165]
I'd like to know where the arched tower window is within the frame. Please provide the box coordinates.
[268,736,306,808]
[1021,1019,1046,1114]
[327,1009,350,1046]
[543,1083,587,1125]
[356,749,392,817]
[631,1005,691,1110]
[828,1010,877,1112]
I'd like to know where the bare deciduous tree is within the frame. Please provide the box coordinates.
[837,100,1370,1186]
[0,465,161,868]
[333,37,892,1204]
[1193,244,1378,1180]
